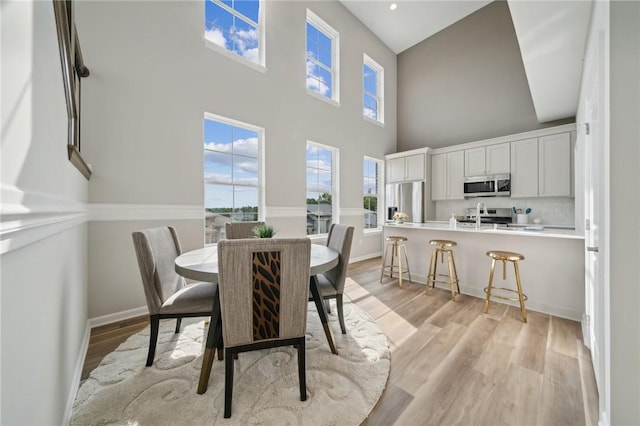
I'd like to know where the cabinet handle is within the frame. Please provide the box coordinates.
[587,246,599,253]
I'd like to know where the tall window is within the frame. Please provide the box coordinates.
[363,54,384,124]
[363,157,381,230]
[306,10,339,103]
[306,142,337,235]
[204,113,262,243]
[204,0,264,67]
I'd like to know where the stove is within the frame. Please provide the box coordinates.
[458,207,513,225]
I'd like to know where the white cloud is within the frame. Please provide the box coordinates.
[305,60,329,96]
[205,27,226,48]
[242,47,259,63]
[204,137,258,157]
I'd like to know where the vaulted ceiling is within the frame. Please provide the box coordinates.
[340,0,593,122]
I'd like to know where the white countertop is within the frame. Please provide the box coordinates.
[384,221,584,240]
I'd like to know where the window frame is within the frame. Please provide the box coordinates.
[305,140,339,238]
[203,0,266,73]
[363,53,384,125]
[203,112,265,244]
[363,156,383,232]
[305,9,340,106]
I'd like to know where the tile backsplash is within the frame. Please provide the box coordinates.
[434,197,576,227]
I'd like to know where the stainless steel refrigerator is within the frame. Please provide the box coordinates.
[385,181,424,223]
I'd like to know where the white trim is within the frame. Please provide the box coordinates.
[89,305,148,329]
[203,38,267,74]
[363,53,384,124]
[306,89,341,108]
[306,8,340,103]
[350,252,382,264]
[203,0,266,72]
[364,115,385,128]
[0,185,88,254]
[63,322,91,426]
[264,206,307,218]
[88,203,203,221]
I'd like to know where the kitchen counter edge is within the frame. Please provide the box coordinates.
[383,222,584,240]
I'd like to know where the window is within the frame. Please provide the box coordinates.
[306,142,337,236]
[306,10,339,103]
[204,113,262,244]
[363,54,384,124]
[204,0,264,67]
[363,157,382,230]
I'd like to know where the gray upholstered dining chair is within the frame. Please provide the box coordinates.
[313,224,354,334]
[224,221,265,239]
[217,238,311,418]
[132,226,217,367]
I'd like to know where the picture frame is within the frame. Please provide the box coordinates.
[53,0,92,179]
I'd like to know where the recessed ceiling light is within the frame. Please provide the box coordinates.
[390,3,398,11]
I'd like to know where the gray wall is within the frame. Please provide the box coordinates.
[75,1,397,318]
[609,1,640,423]
[397,1,573,150]
[1,1,89,424]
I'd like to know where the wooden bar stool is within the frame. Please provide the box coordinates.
[380,236,411,287]
[426,239,460,300]
[484,250,528,322]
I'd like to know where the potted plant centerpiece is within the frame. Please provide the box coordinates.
[393,212,409,224]
[253,223,276,238]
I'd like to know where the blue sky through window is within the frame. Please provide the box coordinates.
[363,63,378,120]
[204,117,259,212]
[306,20,334,98]
[205,0,260,64]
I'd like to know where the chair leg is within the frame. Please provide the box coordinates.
[380,244,390,282]
[224,348,234,418]
[324,299,331,314]
[336,294,346,334]
[174,317,182,333]
[513,261,528,323]
[402,245,412,283]
[484,259,496,314]
[450,250,461,294]
[146,315,159,367]
[298,338,307,401]
[446,252,457,301]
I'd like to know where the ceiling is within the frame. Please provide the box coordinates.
[339,0,593,123]
[339,0,491,54]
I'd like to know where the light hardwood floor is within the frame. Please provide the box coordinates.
[82,257,599,425]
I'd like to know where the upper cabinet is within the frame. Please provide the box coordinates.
[387,153,425,183]
[464,142,510,176]
[431,151,464,200]
[511,132,572,198]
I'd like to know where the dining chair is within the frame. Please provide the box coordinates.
[132,226,217,367]
[224,221,265,239]
[217,237,311,418]
[313,224,354,334]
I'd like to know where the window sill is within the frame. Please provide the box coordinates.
[203,38,267,74]
[363,116,385,128]
[306,89,341,108]
[363,228,382,235]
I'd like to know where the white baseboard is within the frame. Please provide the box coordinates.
[89,306,148,328]
[350,252,382,264]
[63,322,91,426]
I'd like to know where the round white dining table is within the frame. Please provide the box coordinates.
[175,243,340,394]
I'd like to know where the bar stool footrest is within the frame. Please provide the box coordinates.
[483,286,528,302]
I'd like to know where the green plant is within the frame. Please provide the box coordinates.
[253,223,276,238]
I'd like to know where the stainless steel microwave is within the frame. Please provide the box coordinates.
[463,174,511,198]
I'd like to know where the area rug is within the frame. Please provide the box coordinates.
[71,302,390,425]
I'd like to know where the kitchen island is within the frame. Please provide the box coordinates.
[383,222,585,320]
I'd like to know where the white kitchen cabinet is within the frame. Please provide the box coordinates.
[387,153,425,183]
[510,138,539,197]
[464,143,510,176]
[539,132,571,197]
[511,133,571,198]
[431,151,464,200]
